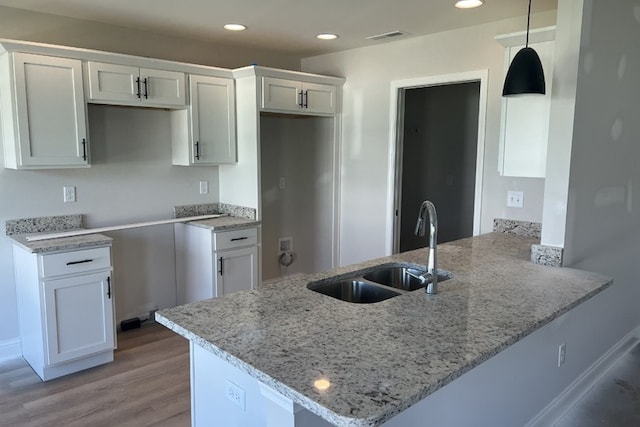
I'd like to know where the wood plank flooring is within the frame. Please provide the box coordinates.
[0,323,190,427]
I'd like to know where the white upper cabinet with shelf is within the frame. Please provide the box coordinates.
[0,52,89,169]
[496,27,556,178]
[86,61,186,108]
[262,77,336,115]
[171,74,236,165]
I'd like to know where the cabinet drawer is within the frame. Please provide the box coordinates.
[213,228,257,251]
[41,247,111,278]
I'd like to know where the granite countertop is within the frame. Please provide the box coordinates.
[156,233,612,427]
[9,232,113,254]
[185,215,261,231]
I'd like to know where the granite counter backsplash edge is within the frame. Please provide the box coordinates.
[5,214,84,235]
[174,203,256,220]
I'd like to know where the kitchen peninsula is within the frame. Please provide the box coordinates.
[156,233,612,426]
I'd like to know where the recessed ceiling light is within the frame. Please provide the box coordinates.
[317,33,339,40]
[455,0,484,8]
[224,24,247,31]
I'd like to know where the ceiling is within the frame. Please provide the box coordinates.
[0,0,558,57]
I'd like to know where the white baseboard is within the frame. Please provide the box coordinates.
[526,328,640,427]
[0,337,21,363]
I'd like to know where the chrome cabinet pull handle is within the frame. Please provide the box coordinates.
[195,141,200,160]
[107,276,112,299]
[136,77,141,99]
[230,237,248,242]
[143,78,148,99]
[218,257,224,276]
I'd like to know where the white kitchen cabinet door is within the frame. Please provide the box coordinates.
[499,40,555,178]
[86,61,140,103]
[216,246,258,297]
[261,77,336,115]
[86,61,185,108]
[262,77,302,112]
[141,68,186,107]
[190,75,236,164]
[43,272,115,366]
[303,82,336,115]
[3,53,89,169]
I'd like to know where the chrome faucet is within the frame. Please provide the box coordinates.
[414,200,438,294]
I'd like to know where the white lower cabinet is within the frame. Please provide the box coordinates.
[43,272,114,366]
[13,245,115,381]
[175,224,259,304]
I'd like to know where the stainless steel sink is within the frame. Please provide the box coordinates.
[363,266,453,291]
[307,263,453,303]
[308,280,401,303]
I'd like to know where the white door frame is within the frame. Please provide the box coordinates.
[386,70,488,254]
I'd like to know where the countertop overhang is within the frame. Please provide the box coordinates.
[156,232,612,426]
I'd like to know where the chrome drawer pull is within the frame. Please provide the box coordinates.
[230,237,248,242]
[66,259,94,266]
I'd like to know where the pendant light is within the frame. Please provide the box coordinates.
[502,0,546,96]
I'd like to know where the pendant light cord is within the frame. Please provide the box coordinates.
[526,0,532,47]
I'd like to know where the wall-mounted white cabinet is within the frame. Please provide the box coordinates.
[497,27,556,178]
[0,52,89,169]
[262,77,336,115]
[86,61,186,108]
[171,74,237,165]
[13,245,115,381]
[175,224,259,304]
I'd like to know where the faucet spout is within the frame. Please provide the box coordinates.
[415,200,438,294]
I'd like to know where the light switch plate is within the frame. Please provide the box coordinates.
[199,181,209,195]
[507,190,524,208]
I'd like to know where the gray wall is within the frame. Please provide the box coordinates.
[301,11,557,266]
[260,114,335,281]
[563,0,640,355]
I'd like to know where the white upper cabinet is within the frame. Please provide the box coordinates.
[262,77,336,115]
[86,61,186,108]
[497,27,555,178]
[171,74,236,165]
[0,52,89,169]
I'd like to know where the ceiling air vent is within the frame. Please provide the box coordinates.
[366,30,406,41]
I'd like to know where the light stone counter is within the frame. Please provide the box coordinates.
[185,216,261,231]
[8,232,112,254]
[156,232,612,426]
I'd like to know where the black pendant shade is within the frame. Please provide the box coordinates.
[502,47,546,96]
[502,0,546,96]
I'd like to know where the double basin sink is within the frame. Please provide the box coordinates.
[307,263,452,304]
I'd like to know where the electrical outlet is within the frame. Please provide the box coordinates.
[279,177,286,190]
[558,343,566,367]
[278,237,293,253]
[63,186,76,203]
[225,380,245,410]
[507,190,524,208]
[199,181,209,195]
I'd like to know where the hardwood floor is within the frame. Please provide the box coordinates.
[0,323,190,427]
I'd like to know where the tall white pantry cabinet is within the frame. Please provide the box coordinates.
[13,245,115,381]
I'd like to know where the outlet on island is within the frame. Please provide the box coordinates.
[225,379,245,410]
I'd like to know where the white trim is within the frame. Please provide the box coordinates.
[526,327,640,427]
[0,337,21,362]
[386,70,488,254]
